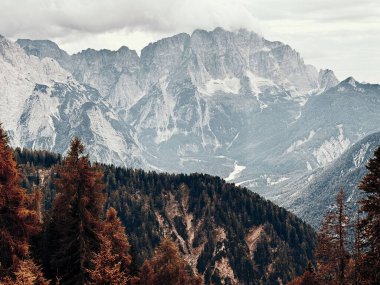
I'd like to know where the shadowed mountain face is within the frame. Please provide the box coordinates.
[1,28,379,226]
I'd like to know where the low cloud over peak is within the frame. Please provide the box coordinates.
[1,0,379,82]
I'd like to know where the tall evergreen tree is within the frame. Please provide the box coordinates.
[358,145,380,284]
[49,138,104,285]
[315,188,349,284]
[351,208,365,285]
[0,124,40,278]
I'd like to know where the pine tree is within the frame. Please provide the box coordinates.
[102,207,132,274]
[87,238,127,285]
[87,207,133,284]
[315,212,335,282]
[139,238,202,285]
[315,188,349,284]
[31,187,43,224]
[0,124,40,277]
[49,138,104,285]
[288,262,319,285]
[1,259,50,285]
[358,145,380,284]
[335,188,349,284]
[351,208,365,285]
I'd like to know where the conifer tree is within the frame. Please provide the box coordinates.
[315,212,335,282]
[87,238,127,285]
[102,207,132,274]
[351,208,365,285]
[49,138,104,285]
[88,207,133,285]
[358,145,380,284]
[0,124,40,277]
[315,188,349,285]
[139,238,202,285]
[288,262,319,285]
[31,187,43,223]
[1,259,50,285]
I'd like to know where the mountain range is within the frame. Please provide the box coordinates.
[1,27,379,227]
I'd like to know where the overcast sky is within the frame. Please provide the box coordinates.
[1,0,379,83]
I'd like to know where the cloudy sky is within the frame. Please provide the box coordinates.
[1,0,379,82]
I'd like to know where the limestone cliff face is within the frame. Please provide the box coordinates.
[4,28,380,228]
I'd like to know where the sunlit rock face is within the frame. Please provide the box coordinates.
[4,28,380,226]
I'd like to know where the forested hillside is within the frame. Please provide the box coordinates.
[12,146,316,284]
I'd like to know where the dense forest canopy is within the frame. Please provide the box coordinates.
[6,143,317,284]
[2,133,379,284]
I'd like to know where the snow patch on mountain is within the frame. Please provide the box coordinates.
[286,130,316,153]
[353,142,370,167]
[245,71,271,110]
[266,176,289,186]
[225,162,246,182]
[200,76,241,95]
[313,125,350,167]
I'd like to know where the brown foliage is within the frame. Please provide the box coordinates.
[102,207,132,273]
[88,207,133,285]
[0,124,40,277]
[138,238,202,285]
[315,188,350,285]
[1,259,50,285]
[87,238,127,285]
[50,138,105,284]
[288,271,319,285]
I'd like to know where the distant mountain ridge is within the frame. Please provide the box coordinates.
[0,36,143,167]
[0,27,379,226]
[276,131,380,228]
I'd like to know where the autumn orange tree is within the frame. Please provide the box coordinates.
[87,238,128,285]
[287,262,319,285]
[0,259,50,285]
[139,238,202,285]
[358,145,380,284]
[49,138,105,284]
[0,124,40,278]
[87,207,133,285]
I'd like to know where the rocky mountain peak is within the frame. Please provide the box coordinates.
[16,39,68,56]
[318,69,339,92]
[335,76,360,91]
[1,30,379,230]
[345,76,357,86]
